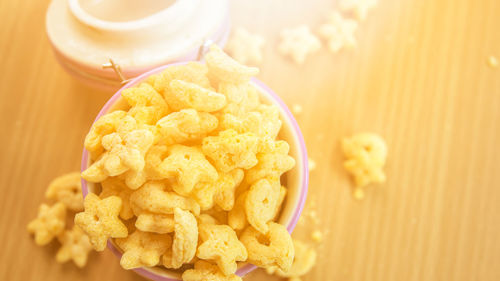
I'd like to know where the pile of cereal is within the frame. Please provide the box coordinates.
[76,45,296,280]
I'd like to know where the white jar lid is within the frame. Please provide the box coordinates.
[46,0,230,90]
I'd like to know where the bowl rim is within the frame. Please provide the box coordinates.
[80,62,309,280]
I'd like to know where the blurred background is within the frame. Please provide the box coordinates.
[1,0,499,280]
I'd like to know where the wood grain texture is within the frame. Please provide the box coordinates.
[1,0,499,280]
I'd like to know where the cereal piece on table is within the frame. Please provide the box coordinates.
[100,177,134,220]
[182,260,242,281]
[158,145,218,195]
[272,185,287,220]
[135,213,175,234]
[218,82,260,117]
[166,80,227,112]
[197,224,247,276]
[318,11,358,53]
[245,179,281,234]
[84,110,127,160]
[45,172,83,211]
[74,193,128,251]
[278,25,321,65]
[228,191,248,230]
[240,222,294,272]
[225,27,266,65]
[196,214,220,225]
[205,44,259,84]
[270,239,317,279]
[162,208,198,269]
[191,169,244,211]
[130,181,201,216]
[308,158,317,171]
[339,0,378,21]
[147,62,212,96]
[27,202,66,246]
[202,129,260,173]
[121,82,169,124]
[56,225,93,268]
[311,230,323,243]
[156,109,218,145]
[116,230,172,269]
[341,133,387,188]
[245,140,295,185]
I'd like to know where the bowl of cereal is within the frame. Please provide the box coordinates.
[78,45,308,281]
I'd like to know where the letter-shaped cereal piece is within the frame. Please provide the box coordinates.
[167,80,227,112]
[121,83,169,124]
[27,202,66,246]
[99,177,134,220]
[218,82,260,116]
[45,172,83,211]
[245,140,295,185]
[272,239,317,278]
[245,179,281,234]
[56,225,93,268]
[116,230,172,269]
[74,193,128,251]
[191,169,243,211]
[84,110,127,160]
[156,109,218,145]
[182,260,242,281]
[205,44,259,84]
[162,208,198,269]
[147,62,212,96]
[228,191,248,231]
[135,213,175,234]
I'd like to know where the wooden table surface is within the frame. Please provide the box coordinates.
[1,0,499,280]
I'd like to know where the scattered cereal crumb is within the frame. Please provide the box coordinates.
[308,158,317,171]
[225,27,266,65]
[487,56,498,68]
[267,239,317,280]
[339,0,378,21]
[318,11,358,53]
[278,25,321,64]
[291,104,303,115]
[353,188,365,200]
[311,230,323,243]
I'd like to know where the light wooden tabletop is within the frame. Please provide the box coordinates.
[1,0,499,280]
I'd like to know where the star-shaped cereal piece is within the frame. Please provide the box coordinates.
[202,129,261,173]
[191,169,244,211]
[165,80,227,112]
[158,145,218,195]
[27,202,66,245]
[245,140,295,185]
[84,110,127,160]
[115,230,172,269]
[74,193,128,251]
[339,0,377,21]
[270,239,317,279]
[56,225,93,268]
[205,44,259,85]
[318,11,358,53]
[245,178,281,234]
[278,25,321,65]
[121,82,169,124]
[219,104,282,139]
[182,260,242,281]
[45,172,83,211]
[130,181,200,216]
[342,133,387,190]
[156,109,218,145]
[100,177,134,220]
[240,222,294,272]
[147,62,212,96]
[217,82,261,117]
[197,224,247,275]
[225,27,266,65]
[162,208,198,269]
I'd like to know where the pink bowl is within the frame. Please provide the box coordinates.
[80,62,309,280]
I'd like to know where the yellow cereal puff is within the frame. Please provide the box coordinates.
[45,172,83,212]
[116,230,172,269]
[221,105,281,139]
[255,104,282,139]
[156,109,218,145]
[162,208,198,269]
[27,202,66,246]
[100,177,134,220]
[197,224,247,276]
[201,208,229,225]
[158,145,218,195]
[240,223,294,272]
[272,239,317,278]
[135,213,175,234]
[272,185,287,220]
[182,260,242,281]
[228,191,248,231]
[56,225,93,268]
[196,214,220,225]
[217,83,260,116]
[202,129,260,173]
[115,114,161,142]
[121,83,169,124]
[245,179,281,234]
[144,144,168,181]
[205,44,259,84]
[166,80,227,112]
[245,140,295,185]
[84,110,127,160]
[147,62,212,96]
[191,169,244,211]
[130,181,200,216]
[341,133,387,187]
[74,193,128,251]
